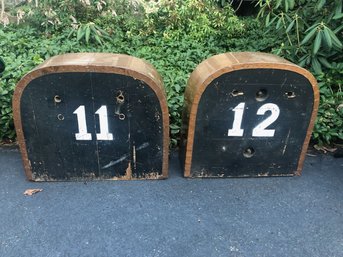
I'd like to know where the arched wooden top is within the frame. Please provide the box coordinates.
[34,53,165,92]
[13,53,169,180]
[184,52,318,114]
[183,52,319,177]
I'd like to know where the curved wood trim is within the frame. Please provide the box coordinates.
[183,52,319,177]
[13,53,169,180]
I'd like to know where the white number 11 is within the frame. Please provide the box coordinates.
[73,105,113,141]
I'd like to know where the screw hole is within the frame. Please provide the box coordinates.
[119,113,125,120]
[285,91,296,99]
[116,91,125,103]
[243,147,255,158]
[57,114,64,121]
[256,89,268,102]
[54,95,62,103]
[231,89,244,97]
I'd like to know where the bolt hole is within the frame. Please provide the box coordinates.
[285,91,296,99]
[256,89,268,102]
[116,91,124,103]
[119,113,125,120]
[54,95,62,103]
[57,114,64,121]
[243,147,255,158]
[231,89,244,97]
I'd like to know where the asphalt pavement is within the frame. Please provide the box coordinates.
[0,146,342,257]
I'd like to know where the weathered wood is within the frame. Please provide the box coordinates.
[13,53,169,181]
[181,52,319,178]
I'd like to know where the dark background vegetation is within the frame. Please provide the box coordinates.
[0,0,342,147]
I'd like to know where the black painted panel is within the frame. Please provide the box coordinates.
[0,57,5,75]
[191,69,314,177]
[21,72,163,180]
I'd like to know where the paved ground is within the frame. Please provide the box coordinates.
[0,146,342,257]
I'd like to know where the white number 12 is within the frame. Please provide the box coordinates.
[73,105,113,141]
[228,102,280,137]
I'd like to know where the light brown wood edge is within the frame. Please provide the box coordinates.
[183,52,319,177]
[12,53,169,181]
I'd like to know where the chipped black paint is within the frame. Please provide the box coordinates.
[20,72,164,181]
[189,69,315,177]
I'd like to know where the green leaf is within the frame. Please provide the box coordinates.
[327,28,343,48]
[298,54,308,67]
[85,26,91,44]
[335,0,342,17]
[94,25,108,36]
[285,13,292,23]
[289,0,295,10]
[299,58,307,67]
[333,24,343,33]
[301,27,317,45]
[317,0,326,9]
[333,13,343,19]
[286,20,295,33]
[323,27,332,48]
[313,31,322,54]
[94,35,103,45]
[275,0,282,9]
[77,27,85,41]
[67,29,74,39]
[305,23,320,33]
[265,13,270,26]
[268,16,277,27]
[318,57,332,68]
[311,57,322,74]
[276,17,282,29]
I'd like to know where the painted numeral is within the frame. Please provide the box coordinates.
[95,105,113,140]
[228,102,280,137]
[73,105,92,140]
[228,102,245,136]
[73,105,113,141]
[252,103,280,137]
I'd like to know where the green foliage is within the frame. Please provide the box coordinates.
[313,63,343,144]
[1,0,341,146]
[131,36,226,145]
[256,0,343,73]
[0,0,247,145]
[22,0,108,28]
[68,22,111,45]
[257,0,343,145]
[227,17,282,52]
[0,28,42,140]
[140,0,244,41]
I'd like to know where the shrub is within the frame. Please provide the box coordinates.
[0,0,246,146]
[2,0,340,146]
[139,0,244,41]
[256,0,343,145]
[313,63,343,144]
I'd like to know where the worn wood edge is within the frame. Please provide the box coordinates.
[183,52,319,177]
[35,53,165,91]
[13,53,169,181]
[295,72,319,176]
